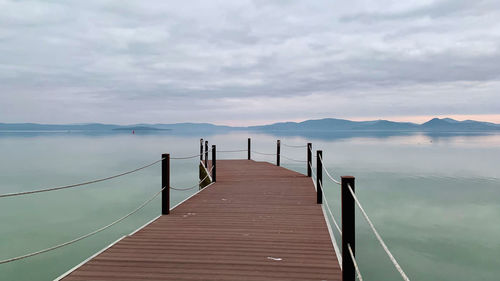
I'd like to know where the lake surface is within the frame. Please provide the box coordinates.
[0,130,499,281]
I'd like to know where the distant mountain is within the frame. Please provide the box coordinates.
[250,118,500,132]
[148,123,233,132]
[420,118,500,131]
[250,118,420,131]
[0,123,120,131]
[1,118,499,132]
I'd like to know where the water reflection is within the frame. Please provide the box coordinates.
[0,130,499,281]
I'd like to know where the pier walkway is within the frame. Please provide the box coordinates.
[60,160,341,281]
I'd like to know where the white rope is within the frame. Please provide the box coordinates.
[319,181,342,235]
[281,154,307,163]
[347,183,410,281]
[171,149,211,160]
[309,162,316,180]
[282,143,307,148]
[315,176,342,268]
[348,244,363,281]
[252,150,277,156]
[318,155,341,185]
[171,169,212,191]
[217,149,247,153]
[200,160,213,182]
[0,186,166,264]
[0,159,164,198]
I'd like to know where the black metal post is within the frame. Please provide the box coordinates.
[200,138,203,161]
[248,138,251,160]
[204,140,208,167]
[276,140,281,166]
[316,150,322,204]
[307,143,312,177]
[342,176,356,281]
[212,145,216,182]
[199,139,203,182]
[161,153,170,215]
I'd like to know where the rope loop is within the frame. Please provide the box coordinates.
[0,158,164,198]
[0,186,166,264]
[282,143,307,148]
[347,183,410,281]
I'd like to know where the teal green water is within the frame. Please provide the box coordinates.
[0,131,499,280]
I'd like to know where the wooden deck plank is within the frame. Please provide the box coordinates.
[61,160,341,281]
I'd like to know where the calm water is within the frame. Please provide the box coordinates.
[0,131,499,281]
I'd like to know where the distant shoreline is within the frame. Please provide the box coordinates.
[1,117,499,132]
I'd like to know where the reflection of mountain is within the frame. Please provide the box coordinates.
[249,130,500,142]
[112,126,166,131]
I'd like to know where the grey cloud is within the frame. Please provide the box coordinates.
[0,0,499,124]
[340,0,500,23]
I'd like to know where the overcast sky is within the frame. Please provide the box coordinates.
[1,0,499,125]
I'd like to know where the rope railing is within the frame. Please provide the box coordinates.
[252,150,277,156]
[313,176,342,268]
[349,244,363,281]
[200,160,213,182]
[170,149,211,160]
[311,148,410,281]
[282,143,307,148]
[319,180,342,235]
[170,167,213,191]
[347,183,410,281]
[281,154,307,163]
[318,154,341,185]
[217,149,247,153]
[0,150,216,199]
[0,158,164,198]
[0,185,167,265]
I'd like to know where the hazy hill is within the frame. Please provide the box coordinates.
[1,118,499,132]
[249,118,421,131]
[0,123,120,131]
[420,118,500,131]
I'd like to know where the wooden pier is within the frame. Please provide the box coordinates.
[60,160,341,281]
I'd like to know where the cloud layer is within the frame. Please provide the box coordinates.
[1,0,499,125]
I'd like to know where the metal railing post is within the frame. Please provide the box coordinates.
[276,140,281,166]
[307,143,312,177]
[204,141,208,167]
[316,150,322,204]
[342,176,356,281]
[248,138,251,160]
[200,138,203,161]
[212,145,216,182]
[162,153,170,215]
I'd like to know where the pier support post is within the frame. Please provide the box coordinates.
[162,153,170,215]
[248,138,251,160]
[316,150,322,204]
[342,176,356,281]
[212,145,216,182]
[276,140,281,166]
[200,138,203,161]
[204,141,208,167]
[307,143,312,177]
